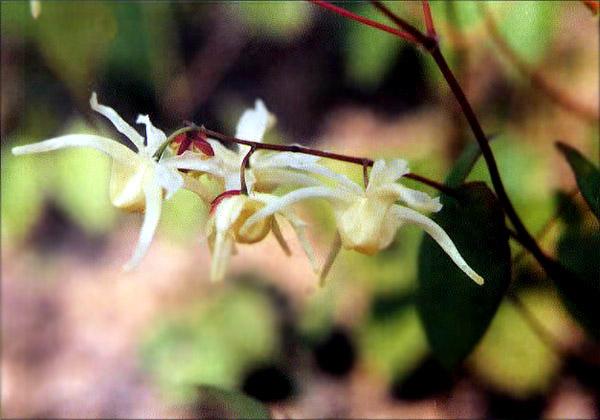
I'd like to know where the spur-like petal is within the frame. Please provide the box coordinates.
[90,93,145,151]
[123,176,163,270]
[155,164,184,200]
[375,183,442,212]
[240,186,351,234]
[235,99,270,142]
[12,134,137,165]
[392,205,484,285]
[136,114,167,155]
[368,159,409,190]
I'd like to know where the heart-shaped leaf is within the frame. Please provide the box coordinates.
[556,142,600,221]
[195,385,271,419]
[417,182,511,369]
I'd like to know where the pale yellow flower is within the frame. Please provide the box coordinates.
[240,159,484,285]
[12,93,215,269]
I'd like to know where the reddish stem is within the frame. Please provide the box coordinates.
[422,0,437,38]
[186,124,451,194]
[309,0,420,44]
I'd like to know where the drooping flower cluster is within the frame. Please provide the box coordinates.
[12,93,483,285]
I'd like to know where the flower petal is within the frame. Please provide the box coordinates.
[375,183,442,212]
[12,134,137,164]
[271,217,292,256]
[254,151,320,169]
[136,114,167,155]
[90,93,145,151]
[320,232,342,286]
[123,176,163,270]
[161,152,224,178]
[281,209,319,274]
[155,164,184,200]
[368,159,409,190]
[240,186,351,234]
[210,231,234,282]
[235,99,270,142]
[254,168,324,190]
[391,205,484,285]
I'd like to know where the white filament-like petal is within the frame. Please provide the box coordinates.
[90,93,145,151]
[155,164,184,200]
[280,209,319,273]
[241,186,351,234]
[235,99,269,142]
[254,151,320,169]
[375,183,442,212]
[123,176,163,270]
[271,217,292,256]
[319,232,342,286]
[136,114,167,155]
[207,139,242,167]
[161,152,224,177]
[254,168,324,189]
[11,134,137,165]
[368,159,409,189]
[392,205,484,285]
[210,231,235,282]
[293,163,363,195]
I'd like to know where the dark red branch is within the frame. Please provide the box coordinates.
[309,0,420,44]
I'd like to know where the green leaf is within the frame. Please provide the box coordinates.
[194,385,271,419]
[417,182,511,369]
[556,217,600,339]
[556,142,600,220]
[445,141,485,188]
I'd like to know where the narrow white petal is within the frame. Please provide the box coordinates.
[90,93,145,151]
[235,99,270,142]
[254,151,320,169]
[283,210,319,274]
[210,231,234,282]
[368,159,409,190]
[375,183,442,212]
[136,114,167,155]
[155,164,184,200]
[392,205,484,285]
[207,139,243,171]
[294,163,363,195]
[320,232,342,286]
[161,152,224,177]
[240,186,351,234]
[123,177,162,270]
[12,134,137,164]
[271,217,292,256]
[255,168,324,189]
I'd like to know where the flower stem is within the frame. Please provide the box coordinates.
[240,145,256,195]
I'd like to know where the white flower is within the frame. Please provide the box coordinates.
[239,159,484,285]
[12,92,214,269]
[206,190,317,282]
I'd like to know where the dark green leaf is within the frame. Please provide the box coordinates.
[556,142,600,220]
[445,141,484,188]
[556,217,600,339]
[195,385,271,419]
[417,183,511,369]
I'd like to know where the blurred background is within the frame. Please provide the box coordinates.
[1,1,598,418]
